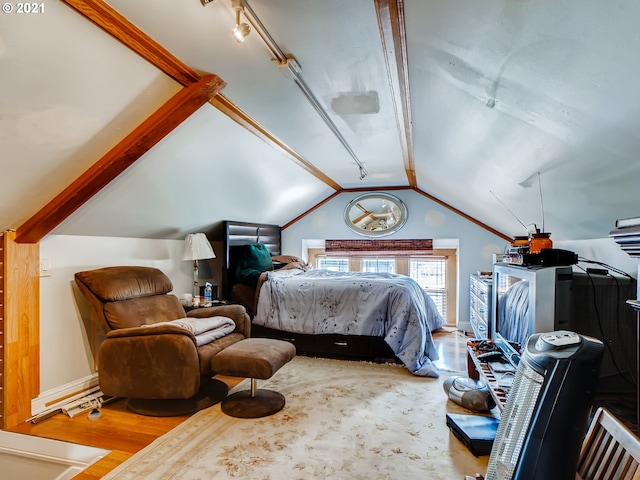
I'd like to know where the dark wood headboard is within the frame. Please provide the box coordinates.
[222,221,281,300]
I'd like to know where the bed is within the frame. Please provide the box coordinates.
[222,221,445,377]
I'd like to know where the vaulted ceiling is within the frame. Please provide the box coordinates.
[2,0,639,243]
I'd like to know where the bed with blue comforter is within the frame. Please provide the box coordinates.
[253,267,445,377]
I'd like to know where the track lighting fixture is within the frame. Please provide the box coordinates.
[239,1,368,180]
[200,0,368,180]
[231,0,251,43]
[359,164,367,180]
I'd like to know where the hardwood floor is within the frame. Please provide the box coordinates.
[9,395,187,479]
[7,376,242,479]
[11,329,636,478]
[8,330,471,479]
[432,327,472,372]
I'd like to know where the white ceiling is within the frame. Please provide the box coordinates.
[1,0,639,242]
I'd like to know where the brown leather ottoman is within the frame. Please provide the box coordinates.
[212,338,296,418]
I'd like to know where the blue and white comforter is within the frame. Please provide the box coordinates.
[254,268,445,377]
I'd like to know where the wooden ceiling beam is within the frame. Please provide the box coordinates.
[282,191,342,230]
[413,187,513,242]
[211,94,342,191]
[375,0,417,188]
[61,0,200,86]
[60,0,342,192]
[16,74,225,244]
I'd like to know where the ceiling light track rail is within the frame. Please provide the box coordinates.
[278,56,368,180]
[240,0,286,61]
[228,0,369,180]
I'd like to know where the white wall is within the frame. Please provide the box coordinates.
[555,238,638,279]
[38,235,209,394]
[281,190,509,332]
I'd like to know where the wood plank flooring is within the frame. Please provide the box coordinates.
[11,329,637,477]
[8,329,471,479]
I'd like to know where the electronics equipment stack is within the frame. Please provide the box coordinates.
[500,239,578,267]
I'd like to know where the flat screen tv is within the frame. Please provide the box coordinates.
[491,263,573,365]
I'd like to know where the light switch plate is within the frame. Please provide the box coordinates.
[40,258,51,277]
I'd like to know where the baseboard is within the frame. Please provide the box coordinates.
[31,373,100,416]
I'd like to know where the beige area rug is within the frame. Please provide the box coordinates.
[104,356,490,479]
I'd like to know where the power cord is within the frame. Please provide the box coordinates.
[575,261,637,389]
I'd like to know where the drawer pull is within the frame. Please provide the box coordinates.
[333,341,348,347]
[282,338,296,343]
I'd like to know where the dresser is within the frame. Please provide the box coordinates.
[469,273,492,339]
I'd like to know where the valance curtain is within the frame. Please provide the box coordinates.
[324,239,433,256]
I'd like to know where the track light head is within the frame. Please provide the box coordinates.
[233,22,251,42]
[231,0,250,42]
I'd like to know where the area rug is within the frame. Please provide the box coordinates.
[103,356,490,479]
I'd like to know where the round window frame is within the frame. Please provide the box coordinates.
[343,193,408,237]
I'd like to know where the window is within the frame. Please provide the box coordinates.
[308,247,457,325]
[317,256,350,272]
[361,258,396,274]
[410,257,447,318]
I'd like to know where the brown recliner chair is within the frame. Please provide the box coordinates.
[74,265,251,416]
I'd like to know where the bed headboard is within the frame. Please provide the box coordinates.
[222,221,281,300]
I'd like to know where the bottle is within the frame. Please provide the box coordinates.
[204,282,212,307]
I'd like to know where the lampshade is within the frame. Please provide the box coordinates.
[182,233,215,261]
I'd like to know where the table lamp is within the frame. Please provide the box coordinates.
[182,233,215,306]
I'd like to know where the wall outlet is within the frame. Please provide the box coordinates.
[40,258,51,277]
